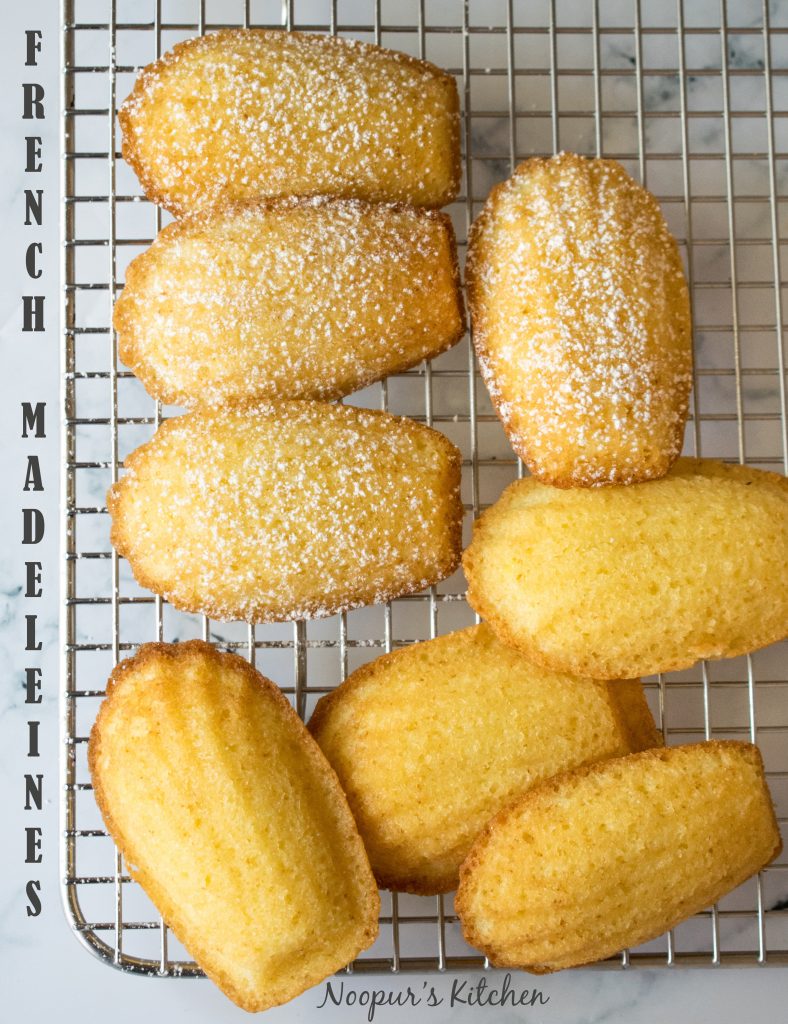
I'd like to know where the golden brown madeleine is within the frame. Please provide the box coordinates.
[108,401,463,622]
[88,641,379,1012]
[456,742,781,973]
[309,623,660,895]
[114,198,465,407]
[466,152,693,487]
[120,29,460,216]
[463,458,788,679]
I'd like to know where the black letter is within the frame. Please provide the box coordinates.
[25,136,42,172]
[25,667,42,704]
[317,982,343,1009]
[500,973,515,1007]
[368,991,387,1023]
[23,83,45,120]
[22,295,44,331]
[24,189,43,226]
[25,562,42,598]
[25,827,42,864]
[26,242,42,279]
[26,881,42,917]
[23,455,43,492]
[25,774,43,810]
[426,988,443,1007]
[25,30,42,66]
[28,721,39,756]
[26,615,42,651]
[22,402,46,437]
[451,980,468,1006]
[22,509,44,543]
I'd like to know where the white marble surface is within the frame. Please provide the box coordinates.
[2,0,788,1020]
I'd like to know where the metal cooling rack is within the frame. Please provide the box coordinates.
[61,0,788,979]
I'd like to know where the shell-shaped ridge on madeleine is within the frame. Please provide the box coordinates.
[463,457,788,679]
[309,623,661,895]
[456,741,781,972]
[89,640,380,1012]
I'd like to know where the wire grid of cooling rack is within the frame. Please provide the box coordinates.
[61,0,788,978]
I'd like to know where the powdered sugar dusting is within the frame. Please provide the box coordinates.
[467,152,693,487]
[114,197,464,406]
[120,29,461,215]
[108,401,463,623]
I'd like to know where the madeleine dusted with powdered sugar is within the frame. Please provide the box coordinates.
[467,152,692,487]
[119,29,461,216]
[108,401,463,623]
[114,197,465,407]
